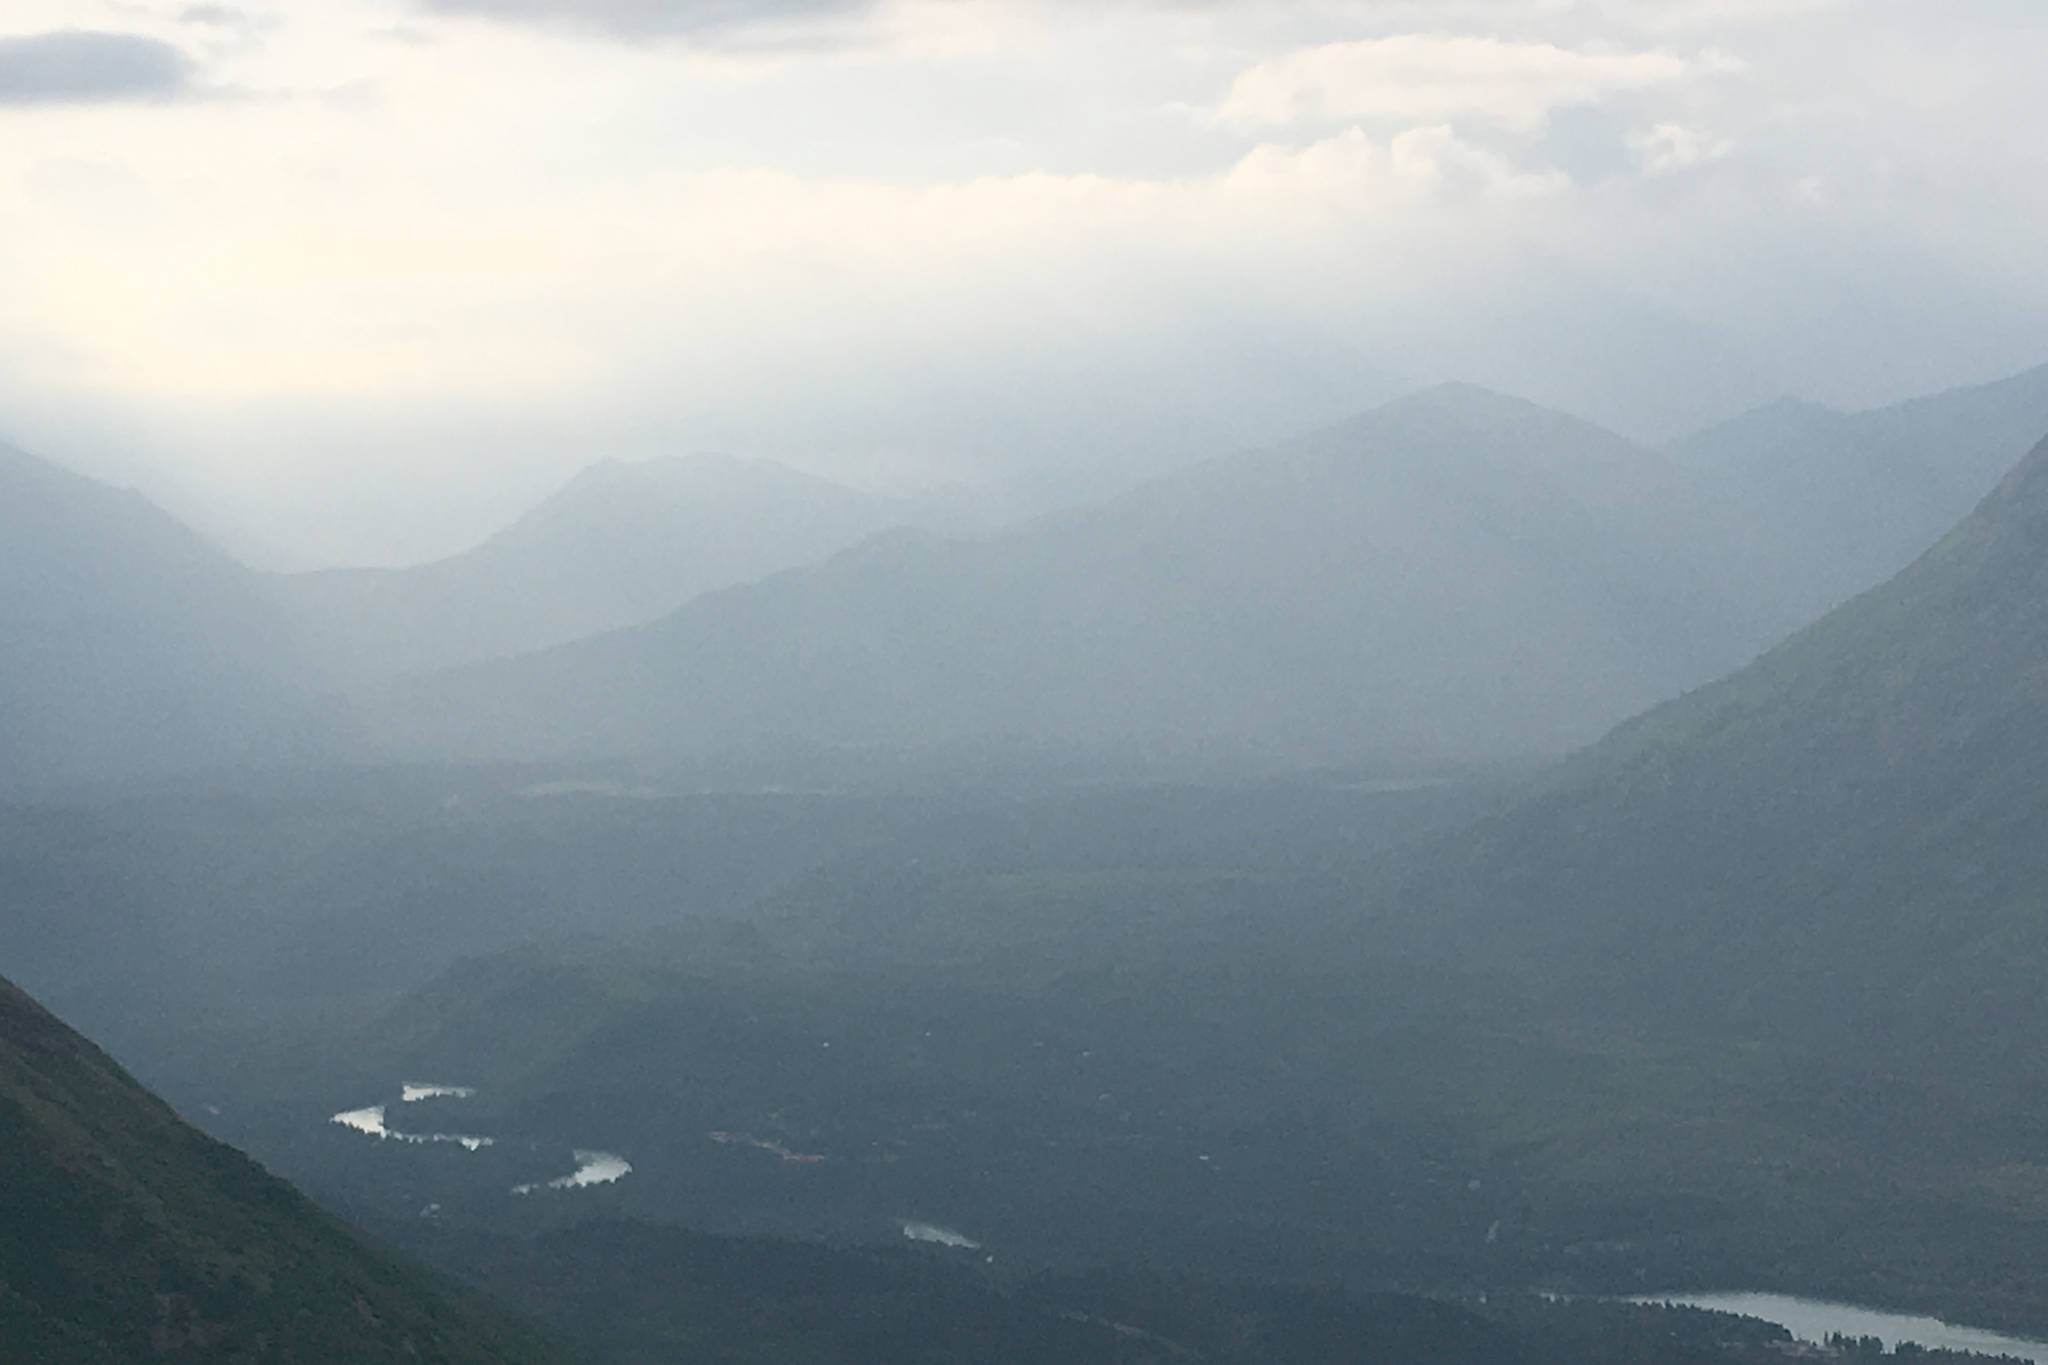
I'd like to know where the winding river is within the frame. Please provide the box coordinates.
[330,1105,495,1151]
[512,1150,633,1194]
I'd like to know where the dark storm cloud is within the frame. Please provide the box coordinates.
[0,31,194,105]
[417,0,874,43]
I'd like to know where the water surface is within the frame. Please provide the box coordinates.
[401,1083,477,1102]
[901,1220,980,1249]
[330,1105,494,1151]
[1636,1292,2048,1362]
[512,1150,632,1194]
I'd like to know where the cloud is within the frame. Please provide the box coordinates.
[0,30,195,105]
[1221,125,1565,208]
[0,118,1548,414]
[415,0,875,44]
[1600,0,1847,29]
[178,5,254,24]
[1629,122,1732,173]
[2,0,2045,568]
[1218,34,1695,132]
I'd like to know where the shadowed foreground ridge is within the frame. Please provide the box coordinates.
[0,973,571,1364]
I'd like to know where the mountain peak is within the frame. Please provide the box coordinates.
[1358,384,1628,447]
[552,450,783,494]
[484,452,884,555]
[277,446,913,681]
[1283,382,1651,486]
[1382,381,1549,417]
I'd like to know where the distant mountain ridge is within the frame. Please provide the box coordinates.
[277,453,910,681]
[1674,362,2048,635]
[369,384,1772,770]
[1397,421,2048,1075]
[0,439,341,790]
[8,362,2046,788]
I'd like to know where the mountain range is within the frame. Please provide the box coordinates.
[277,454,910,683]
[276,411,2048,1335]
[0,442,340,790]
[11,362,2048,1349]
[367,385,1770,768]
[7,363,2048,788]
[1396,421,2048,1079]
[1676,361,2048,636]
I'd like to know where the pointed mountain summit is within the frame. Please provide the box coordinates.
[278,453,909,681]
[375,386,1771,771]
[0,973,569,1363]
[1406,425,2048,1074]
[0,439,336,789]
[489,452,883,549]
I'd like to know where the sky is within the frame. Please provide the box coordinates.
[1,0,2045,566]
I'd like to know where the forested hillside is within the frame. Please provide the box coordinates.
[0,973,572,1363]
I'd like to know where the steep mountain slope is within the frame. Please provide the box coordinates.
[1675,362,2048,633]
[376,386,1766,770]
[1404,425,2048,1074]
[0,441,338,790]
[0,972,570,1363]
[278,453,908,681]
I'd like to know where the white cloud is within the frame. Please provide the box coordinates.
[1222,125,1565,206]
[0,120,1551,406]
[1,0,2046,565]
[1628,121,1733,172]
[1218,34,1694,131]
[1593,0,1850,32]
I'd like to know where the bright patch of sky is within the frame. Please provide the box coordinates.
[1,0,2044,565]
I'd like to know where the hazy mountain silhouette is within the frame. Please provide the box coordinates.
[0,440,339,790]
[1675,362,2048,635]
[373,386,1771,770]
[1404,423,2048,1076]
[278,453,909,681]
[0,972,569,1363]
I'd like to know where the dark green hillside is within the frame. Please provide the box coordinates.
[285,924,2048,1333]
[396,1218,1817,1365]
[0,954,1882,1365]
[1405,428,2048,1071]
[249,460,2048,1332]
[0,973,572,1364]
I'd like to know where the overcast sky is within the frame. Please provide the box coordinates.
[2,0,2045,566]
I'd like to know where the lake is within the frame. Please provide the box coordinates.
[1635,1292,2048,1362]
